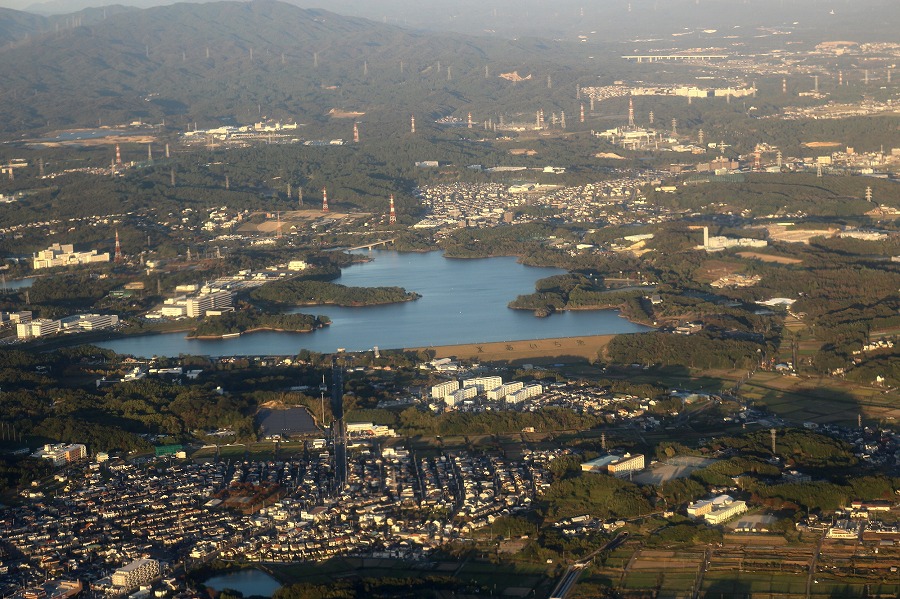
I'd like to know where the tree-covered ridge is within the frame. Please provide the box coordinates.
[508,273,644,315]
[251,279,420,307]
[189,311,330,338]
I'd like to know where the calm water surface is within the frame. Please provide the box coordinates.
[203,569,281,598]
[97,251,649,357]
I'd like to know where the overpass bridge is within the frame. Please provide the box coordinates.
[325,238,396,252]
[622,54,728,63]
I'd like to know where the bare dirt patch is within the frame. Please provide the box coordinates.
[737,252,802,264]
[409,335,617,364]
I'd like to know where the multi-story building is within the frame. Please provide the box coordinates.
[17,314,118,339]
[486,381,523,401]
[0,310,31,325]
[32,444,87,467]
[446,385,478,407]
[607,453,645,476]
[17,319,61,339]
[185,290,233,318]
[32,243,110,269]
[111,558,160,591]
[687,494,734,518]
[430,380,460,400]
[505,384,543,405]
[462,376,503,393]
[704,499,748,525]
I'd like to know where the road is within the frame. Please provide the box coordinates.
[549,532,629,599]
[805,533,825,598]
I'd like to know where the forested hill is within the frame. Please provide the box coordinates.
[0,0,608,135]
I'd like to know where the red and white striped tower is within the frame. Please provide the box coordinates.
[580,104,585,123]
[114,229,123,263]
[353,122,359,143]
[467,112,473,129]
[322,187,329,212]
[115,144,122,165]
[628,96,635,128]
[389,195,396,224]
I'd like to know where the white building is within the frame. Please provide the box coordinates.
[111,559,160,591]
[505,384,544,405]
[687,494,734,518]
[607,453,645,476]
[17,314,118,339]
[430,380,460,400]
[486,381,524,401]
[446,385,478,407]
[32,243,110,269]
[0,311,31,325]
[17,319,61,339]
[32,443,87,467]
[462,376,503,393]
[704,499,748,525]
[186,290,233,318]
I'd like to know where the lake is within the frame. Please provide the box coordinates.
[96,250,650,357]
[1,277,34,290]
[203,569,282,598]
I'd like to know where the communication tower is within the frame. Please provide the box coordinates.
[322,187,329,212]
[389,195,397,224]
[114,230,123,263]
[353,122,359,143]
[115,144,122,166]
[782,78,787,94]
[467,112,473,129]
[628,96,635,128]
[580,104,585,123]
[410,115,416,134]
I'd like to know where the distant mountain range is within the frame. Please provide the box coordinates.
[14,0,900,41]
[0,0,603,134]
[0,0,895,136]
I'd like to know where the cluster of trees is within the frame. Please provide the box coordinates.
[251,279,419,307]
[274,576,461,599]
[509,273,643,316]
[397,406,605,436]
[607,332,765,369]
[542,471,651,520]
